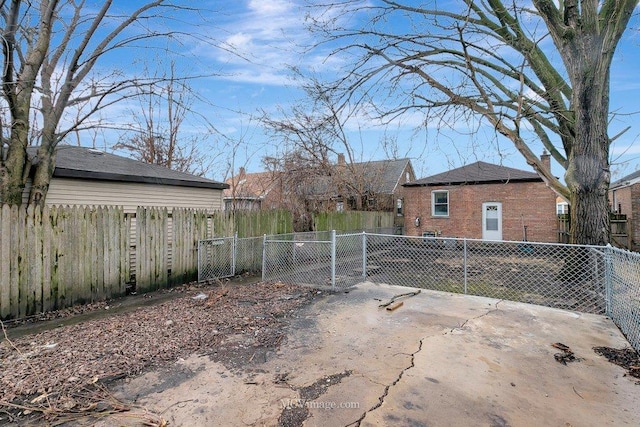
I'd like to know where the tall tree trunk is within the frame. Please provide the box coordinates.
[1,112,30,205]
[28,145,56,207]
[563,36,612,246]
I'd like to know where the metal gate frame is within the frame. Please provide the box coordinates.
[197,235,236,282]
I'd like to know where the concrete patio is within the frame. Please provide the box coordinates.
[112,282,639,426]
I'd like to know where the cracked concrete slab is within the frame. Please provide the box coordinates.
[111,282,638,426]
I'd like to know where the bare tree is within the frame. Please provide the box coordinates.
[0,0,200,206]
[114,62,216,177]
[261,80,398,215]
[308,0,637,245]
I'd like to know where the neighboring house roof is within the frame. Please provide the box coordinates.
[610,169,640,190]
[223,170,280,200]
[28,145,228,190]
[348,158,413,194]
[224,158,413,201]
[404,161,542,187]
[308,158,413,197]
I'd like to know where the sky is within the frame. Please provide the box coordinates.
[85,0,640,184]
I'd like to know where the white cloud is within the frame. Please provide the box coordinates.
[200,0,308,87]
[248,0,291,16]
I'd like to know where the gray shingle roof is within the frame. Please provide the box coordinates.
[352,158,412,194]
[28,145,228,190]
[405,161,541,187]
[611,169,640,189]
[298,158,412,197]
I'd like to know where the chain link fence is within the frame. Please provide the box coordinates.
[362,235,606,314]
[607,246,640,350]
[198,235,264,281]
[200,231,639,351]
[262,233,609,315]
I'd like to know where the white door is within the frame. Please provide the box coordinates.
[482,202,502,240]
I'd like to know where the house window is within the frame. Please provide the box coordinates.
[556,202,569,215]
[432,191,449,217]
[396,198,403,216]
[336,201,344,212]
[485,205,499,230]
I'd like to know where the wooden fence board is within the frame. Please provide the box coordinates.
[17,205,27,317]
[122,211,131,291]
[51,207,63,311]
[69,207,78,306]
[103,208,111,297]
[88,208,98,301]
[28,205,43,316]
[156,208,169,288]
[170,209,185,286]
[42,206,52,313]
[57,207,67,309]
[0,205,11,318]
[136,207,147,291]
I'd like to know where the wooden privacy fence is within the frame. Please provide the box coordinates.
[313,211,395,232]
[0,205,129,320]
[0,206,294,320]
[557,212,631,249]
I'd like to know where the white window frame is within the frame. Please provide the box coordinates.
[431,190,449,217]
[556,202,569,215]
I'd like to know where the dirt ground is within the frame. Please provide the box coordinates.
[0,278,322,426]
[1,279,639,427]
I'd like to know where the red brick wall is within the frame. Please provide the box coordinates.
[610,186,632,217]
[403,181,558,243]
[609,185,639,251]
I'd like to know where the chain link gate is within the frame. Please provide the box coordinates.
[198,236,236,281]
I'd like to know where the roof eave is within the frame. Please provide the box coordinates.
[54,169,229,190]
[404,177,543,187]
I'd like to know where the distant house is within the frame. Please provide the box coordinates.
[609,170,640,251]
[307,155,415,215]
[21,145,228,212]
[403,154,558,243]
[223,168,283,211]
[224,156,416,218]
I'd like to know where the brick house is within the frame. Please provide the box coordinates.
[403,154,558,243]
[223,168,285,211]
[609,170,639,251]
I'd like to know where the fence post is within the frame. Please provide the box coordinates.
[197,240,202,283]
[362,231,367,280]
[331,230,336,290]
[463,238,468,294]
[604,244,613,316]
[232,232,237,277]
[261,234,267,282]
[292,233,297,265]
